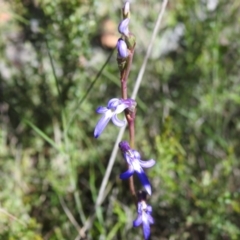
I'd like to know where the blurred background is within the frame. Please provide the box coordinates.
[0,0,240,239]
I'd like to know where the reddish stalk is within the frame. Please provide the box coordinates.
[120,47,136,197]
[126,111,136,197]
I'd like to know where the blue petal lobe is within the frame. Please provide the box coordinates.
[133,215,142,227]
[132,150,141,159]
[112,115,126,127]
[147,206,152,213]
[136,170,152,195]
[148,214,154,225]
[108,98,121,109]
[94,112,112,138]
[120,166,134,179]
[96,106,108,114]
[139,159,156,169]
[142,221,151,240]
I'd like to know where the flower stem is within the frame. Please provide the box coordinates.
[120,46,136,197]
[120,48,135,99]
[120,70,127,99]
[127,112,136,197]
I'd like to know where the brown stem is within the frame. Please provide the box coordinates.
[119,46,137,197]
[120,70,127,99]
[124,48,135,84]
[120,47,135,100]
[126,112,136,197]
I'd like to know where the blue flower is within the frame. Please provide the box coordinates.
[118,18,130,36]
[119,141,155,195]
[133,200,154,240]
[117,38,129,58]
[94,98,136,138]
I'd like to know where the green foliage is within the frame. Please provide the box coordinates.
[1,0,240,239]
[154,118,240,239]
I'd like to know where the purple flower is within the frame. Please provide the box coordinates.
[117,38,129,58]
[94,98,136,138]
[119,141,155,195]
[133,200,154,240]
[118,18,130,36]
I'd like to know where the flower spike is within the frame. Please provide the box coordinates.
[119,141,155,195]
[94,99,136,138]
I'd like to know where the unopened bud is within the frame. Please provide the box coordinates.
[117,38,129,58]
[122,1,130,18]
[118,18,130,36]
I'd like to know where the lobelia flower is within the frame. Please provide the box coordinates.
[133,199,154,240]
[119,141,155,195]
[117,38,129,58]
[94,98,136,138]
[118,18,130,36]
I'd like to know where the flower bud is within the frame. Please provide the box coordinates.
[122,1,130,18]
[117,38,129,58]
[118,18,130,36]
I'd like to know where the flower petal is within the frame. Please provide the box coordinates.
[120,165,134,179]
[131,158,143,173]
[139,159,156,169]
[132,150,141,159]
[147,214,154,225]
[108,98,121,109]
[142,221,151,240]
[112,114,126,127]
[94,111,112,138]
[137,202,142,214]
[96,106,108,114]
[121,152,132,165]
[133,215,142,227]
[147,206,152,213]
[114,102,128,114]
[136,170,152,195]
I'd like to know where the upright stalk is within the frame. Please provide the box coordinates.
[119,46,136,196]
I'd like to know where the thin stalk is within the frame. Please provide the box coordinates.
[45,39,62,107]
[120,46,136,197]
[120,49,135,99]
[124,48,135,84]
[126,109,136,197]
[62,108,86,224]
[127,114,135,148]
[120,69,127,99]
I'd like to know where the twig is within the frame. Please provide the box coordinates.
[59,196,85,239]
[0,208,26,226]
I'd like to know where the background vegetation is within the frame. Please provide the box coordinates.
[1,0,240,239]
